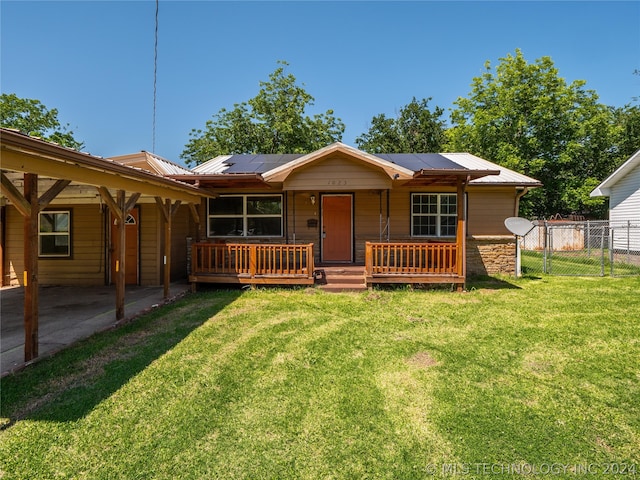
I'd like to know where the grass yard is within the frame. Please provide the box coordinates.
[1,276,639,479]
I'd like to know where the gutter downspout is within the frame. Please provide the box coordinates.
[514,187,529,217]
[386,189,390,242]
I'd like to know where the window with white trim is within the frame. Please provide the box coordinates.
[39,210,71,257]
[208,195,283,237]
[411,193,457,237]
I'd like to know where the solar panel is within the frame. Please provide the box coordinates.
[222,154,304,173]
[376,153,466,171]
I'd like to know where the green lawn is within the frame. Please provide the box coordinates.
[1,276,639,479]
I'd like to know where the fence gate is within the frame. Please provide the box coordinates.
[521,220,640,277]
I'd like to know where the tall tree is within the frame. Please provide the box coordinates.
[0,93,83,150]
[447,50,617,218]
[613,104,640,160]
[182,61,344,165]
[355,97,447,153]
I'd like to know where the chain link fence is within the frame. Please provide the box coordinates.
[521,220,640,277]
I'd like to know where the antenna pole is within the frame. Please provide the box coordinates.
[152,0,159,153]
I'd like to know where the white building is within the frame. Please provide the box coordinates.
[591,149,640,251]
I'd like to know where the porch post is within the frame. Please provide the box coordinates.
[0,206,5,287]
[456,177,467,290]
[155,197,181,299]
[23,173,39,361]
[115,190,126,320]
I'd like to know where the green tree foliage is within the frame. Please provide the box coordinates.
[0,93,83,150]
[355,97,447,153]
[182,61,345,165]
[447,50,618,218]
[613,104,640,159]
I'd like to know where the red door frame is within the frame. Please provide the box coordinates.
[320,193,353,263]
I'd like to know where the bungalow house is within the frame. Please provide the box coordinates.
[2,130,541,361]
[590,148,640,251]
[169,142,541,289]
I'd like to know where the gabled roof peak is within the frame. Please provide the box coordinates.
[262,142,415,182]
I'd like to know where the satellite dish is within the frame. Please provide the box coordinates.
[504,217,535,237]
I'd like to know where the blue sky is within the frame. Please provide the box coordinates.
[2,1,639,164]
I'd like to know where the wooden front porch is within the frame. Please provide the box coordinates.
[190,241,465,289]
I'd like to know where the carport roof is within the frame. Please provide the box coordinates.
[1,128,210,204]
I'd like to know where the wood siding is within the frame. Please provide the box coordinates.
[609,162,640,250]
[466,188,515,236]
[4,204,106,286]
[3,201,195,287]
[139,204,160,286]
[219,185,517,265]
[170,204,197,281]
[284,155,391,191]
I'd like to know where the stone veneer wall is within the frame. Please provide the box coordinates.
[466,236,516,276]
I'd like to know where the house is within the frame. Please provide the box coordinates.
[590,148,640,251]
[169,142,541,288]
[2,130,542,362]
[0,128,209,361]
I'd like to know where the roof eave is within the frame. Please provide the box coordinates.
[590,148,640,197]
[416,169,501,180]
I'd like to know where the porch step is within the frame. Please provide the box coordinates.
[315,267,367,292]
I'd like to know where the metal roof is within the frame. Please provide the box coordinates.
[190,148,541,187]
[194,154,304,174]
[147,153,193,176]
[441,153,542,186]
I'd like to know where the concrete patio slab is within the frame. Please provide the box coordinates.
[1,282,191,377]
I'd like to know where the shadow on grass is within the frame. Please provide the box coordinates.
[0,290,242,429]
[465,275,524,290]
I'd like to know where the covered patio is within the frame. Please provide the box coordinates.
[0,282,191,377]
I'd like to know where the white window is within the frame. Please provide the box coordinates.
[411,193,457,237]
[39,210,71,257]
[208,195,283,237]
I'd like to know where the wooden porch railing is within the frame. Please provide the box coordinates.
[190,243,315,285]
[365,242,463,283]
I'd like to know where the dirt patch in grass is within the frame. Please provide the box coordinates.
[407,316,431,323]
[408,351,439,369]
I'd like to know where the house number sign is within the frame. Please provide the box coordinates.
[327,179,347,186]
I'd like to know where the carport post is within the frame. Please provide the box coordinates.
[115,190,126,320]
[23,173,39,361]
[156,197,181,299]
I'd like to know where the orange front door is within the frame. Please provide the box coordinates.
[322,195,352,262]
[110,209,139,285]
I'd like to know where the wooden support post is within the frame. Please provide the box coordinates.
[23,173,39,361]
[0,206,5,287]
[115,190,126,320]
[456,177,468,292]
[155,197,181,299]
[163,199,172,299]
